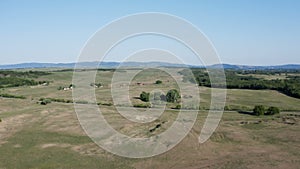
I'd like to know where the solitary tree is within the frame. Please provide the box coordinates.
[140,91,150,102]
[253,105,265,116]
[155,80,162,84]
[166,89,180,103]
[266,106,280,115]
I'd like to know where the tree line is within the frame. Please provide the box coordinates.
[0,70,50,88]
[179,69,300,99]
[0,70,50,78]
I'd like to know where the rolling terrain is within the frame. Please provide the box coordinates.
[0,68,299,169]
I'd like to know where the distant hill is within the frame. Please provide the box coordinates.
[0,61,191,69]
[0,62,299,70]
[210,64,300,70]
[0,62,116,69]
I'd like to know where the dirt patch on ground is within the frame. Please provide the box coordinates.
[0,114,33,146]
[42,108,85,136]
[40,143,71,149]
[133,118,300,169]
[71,143,109,156]
[39,142,109,157]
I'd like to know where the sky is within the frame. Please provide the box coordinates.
[0,0,300,65]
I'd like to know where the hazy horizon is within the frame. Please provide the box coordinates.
[1,60,300,67]
[1,0,300,65]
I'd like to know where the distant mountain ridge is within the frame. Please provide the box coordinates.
[210,64,300,70]
[0,62,190,69]
[0,62,299,70]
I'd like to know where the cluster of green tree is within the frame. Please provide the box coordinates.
[0,70,50,88]
[236,69,300,75]
[0,93,26,99]
[180,69,300,99]
[253,105,280,116]
[0,77,38,88]
[166,89,181,102]
[0,70,51,78]
[279,76,300,98]
[139,89,180,103]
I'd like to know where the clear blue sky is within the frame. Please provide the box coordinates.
[0,0,299,65]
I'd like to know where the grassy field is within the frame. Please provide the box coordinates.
[0,68,299,169]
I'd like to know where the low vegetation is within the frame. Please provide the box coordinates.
[0,93,26,99]
[133,103,151,108]
[38,97,112,106]
[172,104,181,109]
[253,105,280,116]
[57,84,75,90]
[90,82,102,88]
[253,105,266,116]
[40,97,73,104]
[266,106,280,115]
[39,98,52,105]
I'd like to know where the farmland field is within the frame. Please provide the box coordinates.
[0,68,299,169]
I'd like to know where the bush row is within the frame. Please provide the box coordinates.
[0,93,26,99]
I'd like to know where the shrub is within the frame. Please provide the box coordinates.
[140,91,150,102]
[133,103,151,108]
[69,84,75,88]
[224,105,230,111]
[173,104,181,109]
[90,83,102,88]
[38,81,49,85]
[0,118,2,122]
[166,89,180,103]
[253,105,265,116]
[0,93,26,99]
[266,106,280,115]
[155,80,162,84]
[65,99,73,103]
[40,98,52,105]
[97,102,112,106]
[75,100,89,104]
